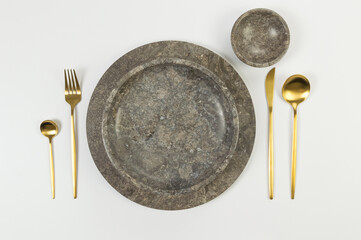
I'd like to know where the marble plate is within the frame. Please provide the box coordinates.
[231,8,290,68]
[86,41,255,210]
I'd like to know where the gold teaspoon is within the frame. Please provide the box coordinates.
[40,120,59,199]
[282,75,310,199]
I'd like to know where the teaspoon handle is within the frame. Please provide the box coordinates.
[49,139,55,199]
[291,108,298,199]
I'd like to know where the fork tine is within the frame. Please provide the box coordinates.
[72,69,81,94]
[67,69,74,94]
[64,69,69,94]
[70,70,77,95]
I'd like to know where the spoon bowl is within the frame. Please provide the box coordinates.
[282,75,310,108]
[40,120,58,140]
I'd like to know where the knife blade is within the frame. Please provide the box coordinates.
[265,68,275,106]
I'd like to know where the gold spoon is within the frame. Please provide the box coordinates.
[40,120,59,199]
[282,75,310,199]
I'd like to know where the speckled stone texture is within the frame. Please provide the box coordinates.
[231,8,290,68]
[87,41,255,210]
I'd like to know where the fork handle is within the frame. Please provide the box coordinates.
[71,107,77,199]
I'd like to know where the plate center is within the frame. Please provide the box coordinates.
[103,62,237,192]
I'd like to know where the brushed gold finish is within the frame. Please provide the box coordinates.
[282,75,310,199]
[265,67,275,200]
[64,69,81,199]
[40,120,58,199]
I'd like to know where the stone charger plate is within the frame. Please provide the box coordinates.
[86,41,255,210]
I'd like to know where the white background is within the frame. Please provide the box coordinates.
[0,0,360,239]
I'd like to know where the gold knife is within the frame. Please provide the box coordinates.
[265,67,275,199]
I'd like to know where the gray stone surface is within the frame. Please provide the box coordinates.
[86,41,255,210]
[231,8,290,68]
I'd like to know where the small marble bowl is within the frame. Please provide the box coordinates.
[231,8,290,68]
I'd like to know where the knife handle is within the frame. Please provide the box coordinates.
[268,108,274,199]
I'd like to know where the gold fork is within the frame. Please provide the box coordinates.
[64,69,81,199]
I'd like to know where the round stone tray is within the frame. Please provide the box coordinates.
[86,41,255,210]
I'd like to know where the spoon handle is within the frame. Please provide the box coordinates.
[268,108,274,199]
[291,108,298,199]
[71,107,77,199]
[49,140,55,199]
